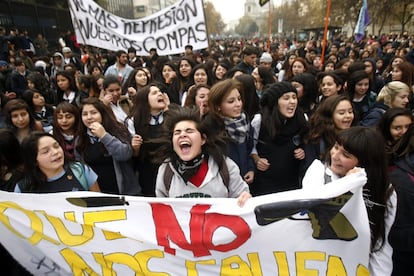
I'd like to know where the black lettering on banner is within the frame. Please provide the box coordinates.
[187,26,197,43]
[70,0,208,55]
[175,8,185,22]
[72,0,87,12]
[166,32,179,50]
[181,0,198,22]
[123,21,143,35]
[142,20,152,34]
[143,37,155,52]
[195,22,207,41]
[161,10,172,29]
[142,24,205,53]
[121,0,200,35]
[157,14,165,31]
[77,18,93,39]
[77,18,142,51]
[156,37,168,50]
[149,19,157,34]
[123,20,131,35]
[106,13,118,29]
[177,28,188,46]
[88,4,118,29]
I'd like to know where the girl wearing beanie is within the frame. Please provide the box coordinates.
[250,82,308,195]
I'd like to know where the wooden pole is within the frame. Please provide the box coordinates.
[201,0,212,52]
[320,0,331,65]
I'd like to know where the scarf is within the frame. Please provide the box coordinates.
[173,153,205,183]
[224,113,249,144]
[62,133,75,159]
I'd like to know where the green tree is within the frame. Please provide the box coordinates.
[269,0,302,36]
[204,2,226,36]
[235,15,258,37]
[369,0,394,35]
[394,0,414,33]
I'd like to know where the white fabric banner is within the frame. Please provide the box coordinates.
[68,0,208,55]
[0,172,370,275]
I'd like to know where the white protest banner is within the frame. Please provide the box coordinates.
[68,0,208,55]
[0,172,370,275]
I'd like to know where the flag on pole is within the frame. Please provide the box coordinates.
[354,0,370,42]
[259,0,270,7]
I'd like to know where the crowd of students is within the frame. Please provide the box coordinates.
[1,29,414,274]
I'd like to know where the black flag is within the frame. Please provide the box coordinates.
[259,0,270,7]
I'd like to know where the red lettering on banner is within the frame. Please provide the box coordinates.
[151,203,251,257]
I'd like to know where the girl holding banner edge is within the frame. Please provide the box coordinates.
[302,126,396,275]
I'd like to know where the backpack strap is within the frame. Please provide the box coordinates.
[219,159,229,189]
[164,159,230,192]
[70,162,89,191]
[163,163,174,193]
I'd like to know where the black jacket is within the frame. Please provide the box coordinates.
[389,152,414,251]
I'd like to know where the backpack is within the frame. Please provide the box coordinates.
[70,162,89,191]
[163,160,229,192]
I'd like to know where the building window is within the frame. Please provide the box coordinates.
[137,6,146,12]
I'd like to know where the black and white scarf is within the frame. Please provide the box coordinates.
[224,113,249,144]
[174,153,205,183]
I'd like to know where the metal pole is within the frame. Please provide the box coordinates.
[267,0,272,51]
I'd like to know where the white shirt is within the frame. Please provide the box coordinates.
[63,91,76,103]
[110,101,127,123]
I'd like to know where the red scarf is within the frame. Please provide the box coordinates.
[189,159,208,187]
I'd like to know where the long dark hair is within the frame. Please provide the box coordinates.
[52,102,81,159]
[188,63,214,87]
[235,74,260,120]
[290,73,318,114]
[22,89,54,115]
[128,82,165,139]
[55,70,78,102]
[122,67,149,94]
[4,99,39,134]
[76,97,131,154]
[332,126,390,252]
[184,84,210,108]
[394,61,414,89]
[26,71,56,104]
[20,132,60,191]
[0,129,22,181]
[346,70,371,99]
[377,107,413,144]
[306,95,355,146]
[256,65,275,87]
[259,82,307,140]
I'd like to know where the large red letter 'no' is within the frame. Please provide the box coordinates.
[151,203,251,257]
